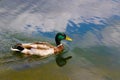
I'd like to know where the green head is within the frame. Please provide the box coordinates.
[55,33,72,45]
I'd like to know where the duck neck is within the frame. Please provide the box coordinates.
[55,38,61,46]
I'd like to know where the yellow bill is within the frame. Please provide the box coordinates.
[65,36,72,41]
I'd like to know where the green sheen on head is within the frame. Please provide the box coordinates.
[58,35,65,40]
[55,33,65,45]
[56,33,66,40]
[55,33,72,45]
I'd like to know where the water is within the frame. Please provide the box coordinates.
[0,0,120,80]
[0,29,120,80]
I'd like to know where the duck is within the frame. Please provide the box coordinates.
[11,33,72,57]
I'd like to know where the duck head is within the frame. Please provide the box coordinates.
[55,33,72,45]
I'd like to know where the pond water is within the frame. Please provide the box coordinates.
[0,0,120,80]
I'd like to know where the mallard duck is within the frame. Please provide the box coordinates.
[11,33,72,57]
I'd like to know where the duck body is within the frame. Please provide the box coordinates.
[11,42,64,57]
[11,33,72,57]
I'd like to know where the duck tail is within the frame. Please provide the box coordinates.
[11,47,19,51]
[11,43,24,52]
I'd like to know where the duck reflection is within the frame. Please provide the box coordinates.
[56,55,72,67]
